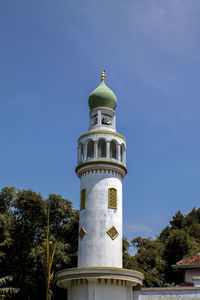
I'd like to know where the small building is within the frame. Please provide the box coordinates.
[173,253,200,287]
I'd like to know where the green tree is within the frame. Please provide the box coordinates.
[0,187,15,214]
[0,187,78,300]
[170,211,185,230]
[126,209,200,287]
[163,229,198,283]
[122,238,138,270]
[159,225,170,242]
[185,208,200,226]
[0,276,19,298]
[131,237,166,287]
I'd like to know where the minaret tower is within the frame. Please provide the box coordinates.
[76,69,127,268]
[57,70,143,300]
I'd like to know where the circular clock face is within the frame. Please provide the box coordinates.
[103,117,111,125]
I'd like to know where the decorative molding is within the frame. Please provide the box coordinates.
[78,130,126,143]
[79,227,87,240]
[108,188,117,209]
[90,106,115,113]
[83,169,120,178]
[57,267,144,289]
[80,169,122,178]
[58,266,143,275]
[70,278,137,287]
[106,226,119,240]
[76,160,127,179]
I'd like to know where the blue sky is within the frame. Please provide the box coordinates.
[0,0,200,240]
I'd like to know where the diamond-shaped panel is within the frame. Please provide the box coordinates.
[106,226,118,240]
[79,227,87,240]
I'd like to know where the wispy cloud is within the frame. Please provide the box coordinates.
[120,0,200,91]
[15,93,41,105]
[42,0,200,91]
[126,0,200,55]
[123,222,153,236]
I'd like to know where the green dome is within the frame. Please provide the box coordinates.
[88,73,117,110]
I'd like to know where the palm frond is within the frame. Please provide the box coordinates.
[0,276,13,286]
[0,287,20,295]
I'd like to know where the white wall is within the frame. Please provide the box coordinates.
[68,284,87,300]
[133,287,200,300]
[68,280,132,300]
[185,268,200,283]
[95,282,131,300]
[78,169,123,267]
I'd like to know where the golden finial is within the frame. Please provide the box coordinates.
[101,68,105,82]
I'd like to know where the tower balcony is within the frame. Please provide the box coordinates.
[77,130,127,170]
[76,158,127,179]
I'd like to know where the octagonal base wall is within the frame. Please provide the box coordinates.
[57,267,143,300]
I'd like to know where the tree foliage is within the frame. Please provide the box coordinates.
[0,187,79,300]
[1,185,200,295]
[123,207,200,287]
[0,275,19,297]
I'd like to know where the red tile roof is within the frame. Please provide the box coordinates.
[176,254,200,266]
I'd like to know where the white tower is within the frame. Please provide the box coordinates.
[57,70,143,300]
[77,69,126,268]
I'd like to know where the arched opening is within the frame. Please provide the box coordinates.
[110,140,117,159]
[81,144,84,161]
[80,189,86,210]
[87,140,94,159]
[91,114,97,126]
[78,143,84,162]
[98,139,106,157]
[120,144,126,163]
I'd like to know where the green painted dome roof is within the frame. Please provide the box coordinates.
[88,70,117,111]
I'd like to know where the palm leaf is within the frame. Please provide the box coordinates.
[0,276,13,286]
[0,287,20,294]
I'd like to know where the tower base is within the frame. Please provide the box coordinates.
[57,267,143,300]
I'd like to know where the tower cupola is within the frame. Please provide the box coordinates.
[88,70,118,132]
[88,69,117,111]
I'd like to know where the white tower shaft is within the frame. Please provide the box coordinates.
[78,169,123,267]
[76,118,127,268]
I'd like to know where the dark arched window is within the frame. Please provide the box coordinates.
[120,144,126,163]
[110,141,117,159]
[79,143,84,162]
[87,140,94,159]
[98,139,106,157]
[80,189,86,210]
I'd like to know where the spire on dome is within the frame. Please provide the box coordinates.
[101,68,105,82]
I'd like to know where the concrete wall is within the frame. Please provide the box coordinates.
[67,280,132,300]
[133,287,200,300]
[185,268,200,283]
[78,170,123,268]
